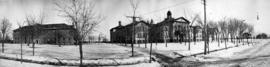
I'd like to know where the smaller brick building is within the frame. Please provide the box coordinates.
[13,24,76,45]
[110,21,151,43]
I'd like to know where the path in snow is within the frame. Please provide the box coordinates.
[198,39,270,67]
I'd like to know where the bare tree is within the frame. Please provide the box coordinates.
[55,0,103,66]
[246,24,254,44]
[228,18,238,43]
[0,18,12,53]
[207,21,218,41]
[25,12,46,25]
[218,19,228,49]
[23,12,46,47]
[17,21,24,62]
[24,13,46,56]
[237,20,248,45]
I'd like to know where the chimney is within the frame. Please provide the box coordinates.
[167,10,172,19]
[151,19,154,24]
[118,21,122,26]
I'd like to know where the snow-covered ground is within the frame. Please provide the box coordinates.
[0,59,64,67]
[116,39,266,67]
[180,39,270,67]
[0,58,161,67]
[191,39,267,62]
[120,40,251,58]
[0,39,265,67]
[1,43,143,60]
[0,43,152,66]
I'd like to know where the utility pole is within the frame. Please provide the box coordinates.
[126,16,141,57]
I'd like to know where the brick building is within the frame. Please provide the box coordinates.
[110,11,204,43]
[13,24,76,45]
[110,20,151,43]
[150,11,191,42]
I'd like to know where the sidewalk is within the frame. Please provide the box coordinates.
[0,53,150,66]
[173,41,238,57]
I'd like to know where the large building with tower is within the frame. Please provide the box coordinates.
[110,11,203,43]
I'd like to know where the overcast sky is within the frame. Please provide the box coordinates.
[0,0,269,38]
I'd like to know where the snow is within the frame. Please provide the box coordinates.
[120,39,264,62]
[2,43,144,59]
[1,39,266,66]
[0,43,151,66]
[189,39,268,62]
[123,41,241,57]
[0,58,160,67]
[0,59,65,67]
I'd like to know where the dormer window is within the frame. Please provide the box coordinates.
[113,29,117,32]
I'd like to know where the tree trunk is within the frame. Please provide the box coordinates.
[131,42,134,56]
[1,43,3,53]
[145,40,147,48]
[247,38,249,46]
[32,42,35,56]
[184,37,186,46]
[225,34,227,49]
[204,32,207,55]
[236,37,238,46]
[251,36,253,45]
[20,38,23,63]
[79,40,83,66]
[2,34,4,53]
[27,37,30,46]
[164,32,167,47]
[149,41,153,63]
[230,34,233,42]
[188,29,191,50]
[144,33,147,48]
[207,32,210,54]
[218,34,220,47]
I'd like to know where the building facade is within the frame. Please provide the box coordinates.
[150,11,191,42]
[110,11,203,43]
[110,21,151,43]
[13,24,76,45]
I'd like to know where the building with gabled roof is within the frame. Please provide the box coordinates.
[110,11,194,43]
[110,20,151,43]
[150,11,190,42]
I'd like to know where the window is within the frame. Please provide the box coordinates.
[113,29,116,32]
[163,26,169,31]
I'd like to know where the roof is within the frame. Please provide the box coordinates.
[110,20,151,31]
[125,20,150,27]
[154,17,190,27]
[14,23,75,32]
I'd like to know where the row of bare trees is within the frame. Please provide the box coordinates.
[0,15,42,62]
[191,17,254,54]
[206,18,254,44]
